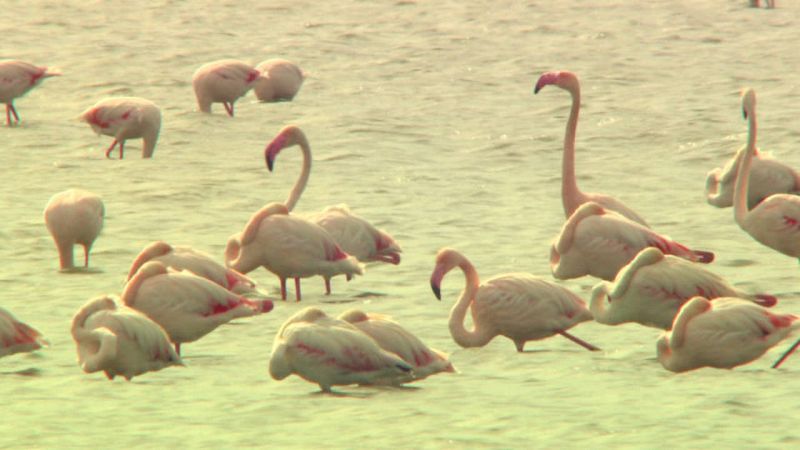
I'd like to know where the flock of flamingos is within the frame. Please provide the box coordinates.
[1,45,799,392]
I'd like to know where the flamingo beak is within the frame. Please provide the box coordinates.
[431,281,441,300]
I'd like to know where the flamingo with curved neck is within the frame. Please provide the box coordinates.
[535,71,648,227]
[430,248,599,352]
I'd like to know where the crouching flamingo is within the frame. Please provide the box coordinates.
[0,59,59,126]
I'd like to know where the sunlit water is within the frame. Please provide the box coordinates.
[2,0,800,448]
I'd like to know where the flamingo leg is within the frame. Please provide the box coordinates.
[280,278,287,300]
[223,102,234,117]
[5,104,10,126]
[324,278,331,295]
[9,103,19,123]
[174,342,181,356]
[104,140,119,158]
[294,277,302,302]
[83,245,89,267]
[558,330,601,351]
[118,140,125,159]
[772,338,800,369]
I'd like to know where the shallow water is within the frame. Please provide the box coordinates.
[2,0,800,448]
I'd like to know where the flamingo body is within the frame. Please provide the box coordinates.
[192,59,259,116]
[0,306,47,358]
[269,307,414,392]
[657,297,798,372]
[43,189,104,270]
[0,59,59,125]
[80,97,161,158]
[72,296,182,380]
[253,59,304,102]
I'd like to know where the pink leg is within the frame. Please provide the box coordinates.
[5,104,11,126]
[558,331,600,351]
[294,278,301,302]
[9,103,19,122]
[83,245,89,267]
[280,278,287,300]
[772,338,800,369]
[104,140,119,158]
[118,140,125,159]
[223,102,234,117]
[174,343,181,356]
[325,278,331,295]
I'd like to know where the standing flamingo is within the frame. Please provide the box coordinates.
[122,261,274,355]
[0,306,47,358]
[265,125,402,265]
[192,59,260,116]
[269,306,414,393]
[0,59,59,126]
[128,241,257,295]
[591,247,776,330]
[551,202,714,281]
[224,202,363,301]
[253,59,304,102]
[80,97,161,159]
[733,89,800,258]
[71,296,182,380]
[656,297,798,372]
[43,189,104,270]
[534,70,648,227]
[430,248,599,352]
[338,309,455,380]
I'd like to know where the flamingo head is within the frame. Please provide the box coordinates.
[534,70,578,94]
[374,232,402,265]
[430,248,462,300]
[265,125,302,171]
[655,335,672,362]
[224,235,242,268]
[741,88,756,120]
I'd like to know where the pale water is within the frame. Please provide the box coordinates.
[2,0,800,448]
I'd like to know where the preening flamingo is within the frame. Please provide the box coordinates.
[338,309,455,380]
[430,248,599,352]
[265,125,402,265]
[80,97,161,159]
[128,241,257,295]
[269,306,414,393]
[122,261,273,355]
[733,89,800,258]
[656,297,798,372]
[0,306,47,358]
[192,59,259,116]
[43,189,104,270]
[534,70,648,227]
[253,59,304,102]
[71,296,182,380]
[551,202,713,281]
[0,59,59,126]
[591,247,776,330]
[224,202,363,301]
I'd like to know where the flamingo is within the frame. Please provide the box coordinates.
[733,89,800,258]
[338,309,455,380]
[71,296,182,380]
[192,59,260,116]
[80,97,161,159]
[43,189,104,270]
[265,125,402,265]
[0,59,60,126]
[269,306,414,393]
[429,248,599,352]
[551,202,714,281]
[0,306,47,358]
[591,247,777,330]
[534,70,648,227]
[224,202,364,301]
[253,59,304,102]
[122,261,274,355]
[128,241,257,295]
[749,0,775,8]
[656,297,798,372]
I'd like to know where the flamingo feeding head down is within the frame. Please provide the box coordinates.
[269,306,414,393]
[656,297,798,372]
[0,59,60,126]
[534,70,648,227]
[80,97,161,159]
[253,59,304,102]
[430,248,599,352]
[43,189,105,270]
[71,296,182,380]
[0,306,48,358]
[192,59,260,116]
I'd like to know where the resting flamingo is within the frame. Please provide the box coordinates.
[265,125,402,265]
[122,261,274,355]
[192,59,259,116]
[43,189,104,270]
[71,296,182,380]
[128,241,257,295]
[338,309,455,380]
[0,306,47,358]
[224,202,363,301]
[733,89,800,258]
[253,59,304,102]
[0,59,59,126]
[591,247,776,330]
[534,70,648,227]
[80,97,161,159]
[430,248,599,352]
[269,306,414,393]
[656,297,798,372]
[551,202,713,281]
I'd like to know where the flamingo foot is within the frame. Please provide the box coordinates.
[772,338,800,369]
[558,330,601,351]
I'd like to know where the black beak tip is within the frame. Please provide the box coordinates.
[431,282,441,300]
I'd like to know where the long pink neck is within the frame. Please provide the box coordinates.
[285,134,311,212]
[733,105,757,224]
[562,82,583,218]
[448,257,493,348]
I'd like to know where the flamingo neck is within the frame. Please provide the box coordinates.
[733,107,757,223]
[562,83,583,217]
[448,259,493,348]
[285,134,311,212]
[589,286,611,323]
